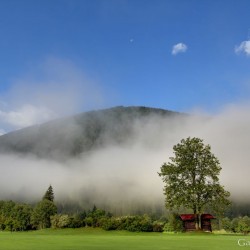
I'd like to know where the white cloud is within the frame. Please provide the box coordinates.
[0,57,106,133]
[0,105,56,130]
[172,42,188,55]
[235,40,250,56]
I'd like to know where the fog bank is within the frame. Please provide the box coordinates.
[0,104,250,213]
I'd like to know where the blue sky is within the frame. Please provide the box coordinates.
[0,0,250,132]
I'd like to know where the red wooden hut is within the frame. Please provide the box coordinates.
[180,214,215,232]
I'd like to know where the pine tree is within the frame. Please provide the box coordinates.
[43,185,54,202]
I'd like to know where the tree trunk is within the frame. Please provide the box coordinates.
[198,213,201,230]
[194,213,201,230]
[193,206,199,230]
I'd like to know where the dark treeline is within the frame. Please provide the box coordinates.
[1,185,250,233]
[0,199,166,232]
[2,197,250,234]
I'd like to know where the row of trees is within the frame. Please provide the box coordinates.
[51,212,165,232]
[222,216,250,235]
[0,185,56,231]
[0,197,165,232]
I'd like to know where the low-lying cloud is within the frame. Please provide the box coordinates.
[0,103,250,214]
[0,105,56,129]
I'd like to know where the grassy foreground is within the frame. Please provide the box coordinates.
[0,228,248,250]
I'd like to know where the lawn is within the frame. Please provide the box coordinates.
[0,228,248,250]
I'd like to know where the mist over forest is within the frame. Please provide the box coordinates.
[0,105,250,215]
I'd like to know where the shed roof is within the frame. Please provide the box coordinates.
[201,214,215,219]
[180,214,195,221]
[180,214,215,221]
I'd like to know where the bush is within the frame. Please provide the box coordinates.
[231,218,240,233]
[101,218,120,231]
[51,214,71,229]
[163,222,174,232]
[237,216,250,235]
[152,221,164,232]
[164,214,183,232]
[85,207,107,227]
[68,213,86,228]
[221,217,231,232]
[85,217,94,227]
[119,215,153,232]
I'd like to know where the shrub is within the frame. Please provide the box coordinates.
[68,213,86,228]
[152,221,164,232]
[51,214,71,229]
[101,218,120,231]
[85,217,94,227]
[221,217,231,232]
[237,216,250,235]
[164,214,183,232]
[231,218,240,233]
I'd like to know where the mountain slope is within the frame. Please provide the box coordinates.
[0,106,183,160]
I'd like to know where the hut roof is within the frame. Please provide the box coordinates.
[180,214,195,221]
[180,214,215,221]
[201,214,215,219]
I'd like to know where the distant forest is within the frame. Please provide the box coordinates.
[1,185,250,233]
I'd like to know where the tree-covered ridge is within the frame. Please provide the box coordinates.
[0,106,183,160]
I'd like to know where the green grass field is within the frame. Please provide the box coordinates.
[0,228,248,250]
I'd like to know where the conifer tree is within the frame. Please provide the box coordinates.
[43,185,54,202]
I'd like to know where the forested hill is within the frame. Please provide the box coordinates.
[0,106,183,160]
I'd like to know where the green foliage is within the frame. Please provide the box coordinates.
[101,215,158,232]
[84,207,107,227]
[68,212,86,228]
[230,217,240,233]
[0,201,33,231]
[51,214,71,229]
[0,200,15,230]
[221,216,250,234]
[152,221,164,232]
[85,216,94,227]
[101,217,120,231]
[221,217,232,232]
[43,185,54,202]
[11,204,33,231]
[31,199,57,229]
[236,216,250,234]
[163,213,183,232]
[159,137,231,228]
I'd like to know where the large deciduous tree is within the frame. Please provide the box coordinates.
[159,137,230,230]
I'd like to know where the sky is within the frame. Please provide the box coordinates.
[0,0,250,133]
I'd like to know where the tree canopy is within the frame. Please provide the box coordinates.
[159,137,230,229]
[31,199,57,229]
